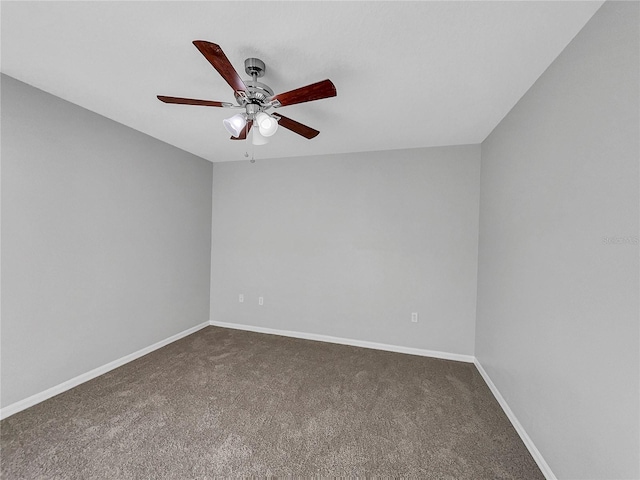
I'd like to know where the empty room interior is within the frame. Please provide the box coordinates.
[1,1,638,479]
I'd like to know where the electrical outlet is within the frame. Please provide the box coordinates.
[411,312,418,323]
[239,294,244,303]
[258,296,264,306]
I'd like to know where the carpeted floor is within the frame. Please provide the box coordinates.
[1,326,544,479]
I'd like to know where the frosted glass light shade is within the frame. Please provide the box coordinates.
[223,114,246,137]
[256,112,278,137]
[252,127,269,145]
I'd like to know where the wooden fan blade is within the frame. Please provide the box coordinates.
[271,79,336,107]
[231,120,253,140]
[271,113,319,139]
[157,96,232,107]
[193,40,246,93]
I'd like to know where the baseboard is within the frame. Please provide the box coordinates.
[209,320,475,363]
[473,359,556,480]
[0,321,210,420]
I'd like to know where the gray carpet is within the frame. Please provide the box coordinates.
[1,326,544,479]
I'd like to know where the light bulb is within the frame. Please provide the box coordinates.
[252,126,269,145]
[256,112,279,137]
[223,114,247,137]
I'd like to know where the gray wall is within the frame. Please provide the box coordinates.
[211,146,480,355]
[476,2,639,479]
[1,75,213,408]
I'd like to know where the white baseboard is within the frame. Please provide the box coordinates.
[0,321,210,420]
[473,359,556,480]
[209,320,475,363]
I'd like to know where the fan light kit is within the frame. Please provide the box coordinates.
[158,41,337,145]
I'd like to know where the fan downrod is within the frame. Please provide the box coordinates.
[236,58,273,108]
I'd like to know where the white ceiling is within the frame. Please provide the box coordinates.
[1,1,603,163]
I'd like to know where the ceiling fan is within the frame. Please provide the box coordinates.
[157,41,337,144]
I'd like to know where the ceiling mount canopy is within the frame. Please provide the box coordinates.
[157,41,337,143]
